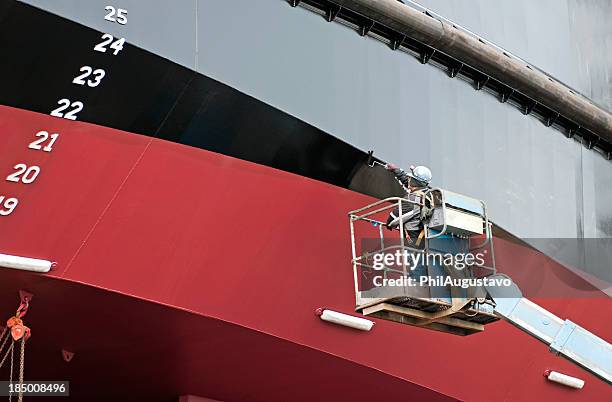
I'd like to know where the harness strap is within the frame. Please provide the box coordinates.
[415,229,425,247]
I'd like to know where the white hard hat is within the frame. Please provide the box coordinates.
[410,165,432,185]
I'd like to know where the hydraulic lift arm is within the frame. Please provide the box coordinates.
[485,275,612,384]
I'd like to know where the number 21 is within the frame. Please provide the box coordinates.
[29,131,59,152]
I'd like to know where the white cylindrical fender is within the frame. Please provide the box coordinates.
[0,253,54,273]
[316,308,374,331]
[545,370,585,389]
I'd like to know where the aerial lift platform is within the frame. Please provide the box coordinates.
[348,188,612,384]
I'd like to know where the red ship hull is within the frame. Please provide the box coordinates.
[0,106,610,401]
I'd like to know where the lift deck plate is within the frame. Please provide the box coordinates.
[358,297,499,336]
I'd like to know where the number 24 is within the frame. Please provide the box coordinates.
[93,34,125,55]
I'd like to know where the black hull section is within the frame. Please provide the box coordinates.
[0,0,399,197]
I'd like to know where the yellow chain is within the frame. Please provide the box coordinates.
[18,338,25,402]
[0,341,13,370]
[9,340,14,402]
[0,327,9,361]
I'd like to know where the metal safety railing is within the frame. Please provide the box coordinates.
[348,191,496,305]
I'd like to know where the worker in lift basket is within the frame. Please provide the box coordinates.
[384,163,433,248]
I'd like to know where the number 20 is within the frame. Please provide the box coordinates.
[6,164,41,184]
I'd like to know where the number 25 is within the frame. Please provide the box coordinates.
[104,6,128,24]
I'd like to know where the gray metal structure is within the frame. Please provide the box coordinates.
[22,0,612,280]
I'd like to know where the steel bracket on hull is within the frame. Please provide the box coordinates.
[500,88,514,103]
[583,134,599,150]
[474,75,489,90]
[359,19,374,36]
[62,350,75,363]
[546,112,560,127]
[585,139,596,150]
[566,124,580,139]
[389,34,405,51]
[288,0,301,7]
[325,4,341,22]
[523,100,537,116]
[419,47,436,64]
[19,290,33,305]
[448,61,464,78]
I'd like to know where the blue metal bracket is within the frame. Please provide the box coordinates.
[550,320,577,355]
